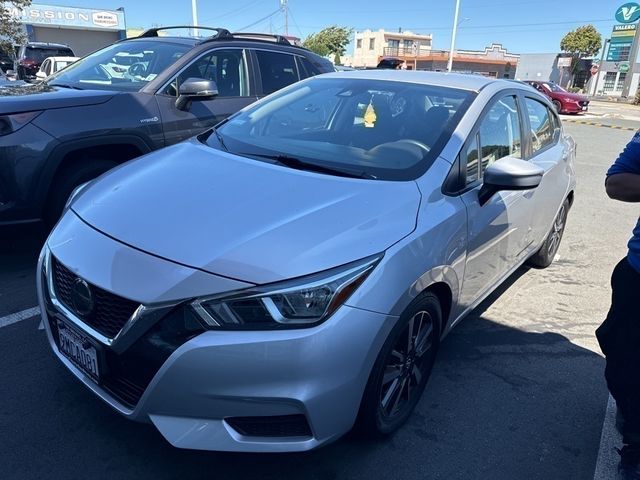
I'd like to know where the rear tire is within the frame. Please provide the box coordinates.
[527,198,570,269]
[356,291,441,436]
[44,157,116,228]
[552,100,562,114]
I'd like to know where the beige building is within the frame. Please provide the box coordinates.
[352,29,432,68]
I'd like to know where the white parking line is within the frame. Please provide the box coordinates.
[0,307,40,328]
[594,395,623,480]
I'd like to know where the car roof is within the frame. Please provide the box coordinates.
[319,70,513,92]
[47,56,79,62]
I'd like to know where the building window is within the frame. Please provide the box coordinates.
[616,73,627,92]
[403,39,412,49]
[603,72,617,93]
[356,39,362,49]
[369,38,375,50]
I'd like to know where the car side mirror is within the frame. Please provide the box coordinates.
[6,69,16,79]
[36,71,47,81]
[176,77,219,111]
[478,157,544,206]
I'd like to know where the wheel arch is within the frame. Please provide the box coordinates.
[35,134,153,212]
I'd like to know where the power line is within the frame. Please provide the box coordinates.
[199,0,265,24]
[237,8,283,31]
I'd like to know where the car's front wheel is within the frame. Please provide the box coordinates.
[356,291,441,435]
[527,197,570,268]
[553,100,562,114]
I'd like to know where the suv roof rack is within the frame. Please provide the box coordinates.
[138,26,231,39]
[229,32,292,45]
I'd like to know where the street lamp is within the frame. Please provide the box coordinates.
[447,0,461,73]
[191,0,199,37]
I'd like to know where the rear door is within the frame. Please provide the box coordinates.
[155,47,258,146]
[458,93,534,307]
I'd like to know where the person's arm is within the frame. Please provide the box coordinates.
[606,131,640,202]
[606,173,640,202]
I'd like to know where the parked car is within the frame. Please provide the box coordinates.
[0,49,14,74]
[14,42,75,81]
[35,56,79,81]
[523,80,589,114]
[38,70,575,452]
[0,27,334,227]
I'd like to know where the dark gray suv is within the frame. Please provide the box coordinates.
[0,27,334,227]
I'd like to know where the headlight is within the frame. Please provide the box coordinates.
[0,111,42,136]
[191,254,382,329]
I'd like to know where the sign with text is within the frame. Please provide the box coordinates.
[607,24,638,61]
[5,3,125,30]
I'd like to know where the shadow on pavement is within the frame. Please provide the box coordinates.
[1,262,608,479]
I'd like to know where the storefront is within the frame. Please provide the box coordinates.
[8,3,126,57]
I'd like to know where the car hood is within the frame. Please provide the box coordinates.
[0,83,116,114]
[71,140,422,284]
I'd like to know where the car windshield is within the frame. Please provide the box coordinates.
[544,82,567,93]
[46,40,191,92]
[209,77,474,181]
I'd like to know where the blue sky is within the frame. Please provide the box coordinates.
[32,0,618,55]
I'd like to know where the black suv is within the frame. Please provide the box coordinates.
[15,42,75,81]
[0,27,334,226]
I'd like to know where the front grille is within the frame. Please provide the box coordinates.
[226,415,313,438]
[52,257,140,339]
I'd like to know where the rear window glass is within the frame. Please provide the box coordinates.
[26,47,74,63]
[255,50,300,95]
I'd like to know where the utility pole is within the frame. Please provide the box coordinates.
[280,0,288,35]
[191,0,199,37]
[447,0,461,72]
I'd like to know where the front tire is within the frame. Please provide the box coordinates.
[528,198,569,268]
[552,100,562,114]
[356,292,442,435]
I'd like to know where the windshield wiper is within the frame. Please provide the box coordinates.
[212,127,228,152]
[241,153,376,179]
[49,83,83,90]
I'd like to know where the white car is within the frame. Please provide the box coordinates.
[36,56,79,81]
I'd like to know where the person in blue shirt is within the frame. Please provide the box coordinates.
[598,130,640,476]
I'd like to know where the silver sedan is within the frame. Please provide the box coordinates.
[38,70,575,452]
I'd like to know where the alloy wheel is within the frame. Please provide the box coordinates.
[379,310,435,419]
[547,203,567,258]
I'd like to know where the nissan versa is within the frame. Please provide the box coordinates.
[38,71,575,452]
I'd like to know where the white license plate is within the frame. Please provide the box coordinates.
[57,320,100,380]
[582,106,588,111]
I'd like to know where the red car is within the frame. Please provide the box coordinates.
[524,80,589,114]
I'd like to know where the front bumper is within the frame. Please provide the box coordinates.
[38,213,396,452]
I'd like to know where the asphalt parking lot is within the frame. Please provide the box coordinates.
[0,117,639,480]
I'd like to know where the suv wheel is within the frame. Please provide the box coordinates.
[552,100,562,113]
[356,291,441,435]
[44,157,116,227]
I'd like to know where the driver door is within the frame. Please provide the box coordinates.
[155,48,258,146]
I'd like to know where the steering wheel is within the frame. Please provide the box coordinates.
[126,62,147,80]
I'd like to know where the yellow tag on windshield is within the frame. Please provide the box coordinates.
[363,101,377,128]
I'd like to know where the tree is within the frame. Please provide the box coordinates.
[303,26,353,64]
[0,1,31,59]
[560,25,602,84]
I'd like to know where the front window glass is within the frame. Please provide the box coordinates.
[543,82,566,93]
[209,78,474,181]
[164,49,248,97]
[46,40,190,91]
[526,98,555,153]
[478,95,522,174]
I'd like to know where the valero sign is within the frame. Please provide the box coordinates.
[616,3,640,24]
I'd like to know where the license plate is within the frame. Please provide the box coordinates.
[582,106,588,111]
[57,320,100,381]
